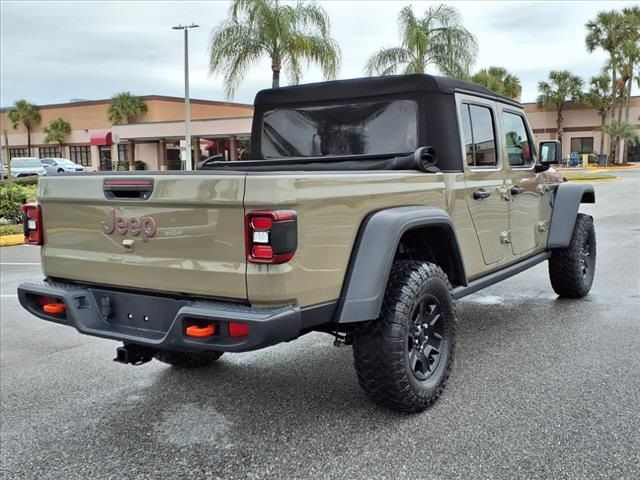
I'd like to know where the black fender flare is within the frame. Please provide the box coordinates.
[547,183,595,249]
[335,206,467,323]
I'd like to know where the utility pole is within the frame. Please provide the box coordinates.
[3,130,12,184]
[172,23,199,170]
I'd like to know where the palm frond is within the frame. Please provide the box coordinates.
[7,100,41,129]
[365,47,412,76]
[285,33,340,81]
[398,6,426,58]
[292,0,330,36]
[210,0,340,95]
[367,4,477,78]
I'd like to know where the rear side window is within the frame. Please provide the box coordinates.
[503,112,534,167]
[261,100,418,158]
[461,104,497,167]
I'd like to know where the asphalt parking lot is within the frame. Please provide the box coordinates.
[1,170,639,480]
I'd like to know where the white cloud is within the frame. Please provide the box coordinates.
[1,0,637,107]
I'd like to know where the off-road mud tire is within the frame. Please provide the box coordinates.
[549,213,596,298]
[352,261,456,413]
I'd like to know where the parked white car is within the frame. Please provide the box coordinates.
[10,157,47,178]
[40,157,85,174]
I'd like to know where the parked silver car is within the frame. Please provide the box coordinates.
[40,157,85,174]
[9,157,47,178]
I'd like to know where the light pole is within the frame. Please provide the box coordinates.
[172,23,199,170]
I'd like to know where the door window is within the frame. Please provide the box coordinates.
[461,104,498,168]
[503,112,534,167]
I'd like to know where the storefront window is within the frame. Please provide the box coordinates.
[38,146,61,158]
[570,137,594,154]
[9,148,27,159]
[69,145,91,166]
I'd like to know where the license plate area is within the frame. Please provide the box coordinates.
[89,288,187,333]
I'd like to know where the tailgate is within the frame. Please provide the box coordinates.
[38,174,247,300]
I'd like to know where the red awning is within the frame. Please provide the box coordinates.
[90,131,112,146]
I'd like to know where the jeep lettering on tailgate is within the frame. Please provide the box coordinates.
[102,209,157,242]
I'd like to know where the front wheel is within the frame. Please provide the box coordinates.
[352,261,456,413]
[549,213,596,298]
[154,350,223,368]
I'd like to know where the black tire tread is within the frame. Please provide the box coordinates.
[549,213,596,298]
[352,261,456,413]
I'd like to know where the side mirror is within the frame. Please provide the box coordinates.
[539,140,561,165]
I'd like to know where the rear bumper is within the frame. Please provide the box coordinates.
[17,279,302,353]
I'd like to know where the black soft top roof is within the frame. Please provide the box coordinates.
[254,73,521,107]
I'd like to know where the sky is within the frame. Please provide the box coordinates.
[1,0,638,108]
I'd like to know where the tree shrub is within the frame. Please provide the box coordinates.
[0,183,37,223]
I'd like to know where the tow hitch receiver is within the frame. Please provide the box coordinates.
[114,344,157,366]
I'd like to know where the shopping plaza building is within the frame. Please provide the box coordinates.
[0,95,253,170]
[1,94,638,169]
[524,96,640,162]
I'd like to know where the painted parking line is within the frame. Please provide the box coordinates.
[0,263,41,266]
[1,294,18,298]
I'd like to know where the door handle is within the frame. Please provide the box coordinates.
[473,189,491,200]
[510,186,525,195]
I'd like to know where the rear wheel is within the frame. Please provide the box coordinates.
[154,350,223,368]
[549,213,596,298]
[352,261,456,413]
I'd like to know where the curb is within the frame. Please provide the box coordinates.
[566,177,620,183]
[0,234,24,247]
[587,166,640,171]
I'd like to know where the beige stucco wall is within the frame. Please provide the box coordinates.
[135,143,161,170]
[144,99,253,122]
[112,116,252,141]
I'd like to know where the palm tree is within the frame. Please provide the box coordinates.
[471,67,521,99]
[537,70,584,144]
[620,8,640,140]
[599,120,639,147]
[586,10,625,109]
[43,118,72,154]
[585,74,612,155]
[365,4,477,78]
[107,92,148,125]
[209,0,340,98]
[7,100,41,154]
[614,40,640,163]
[586,9,626,160]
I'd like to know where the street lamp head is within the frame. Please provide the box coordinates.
[172,24,199,30]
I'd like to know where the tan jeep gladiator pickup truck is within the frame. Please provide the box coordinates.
[18,74,596,412]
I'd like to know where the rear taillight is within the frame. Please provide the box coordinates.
[21,204,43,245]
[246,210,297,264]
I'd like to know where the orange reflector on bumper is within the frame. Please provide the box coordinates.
[43,303,65,315]
[185,324,216,338]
